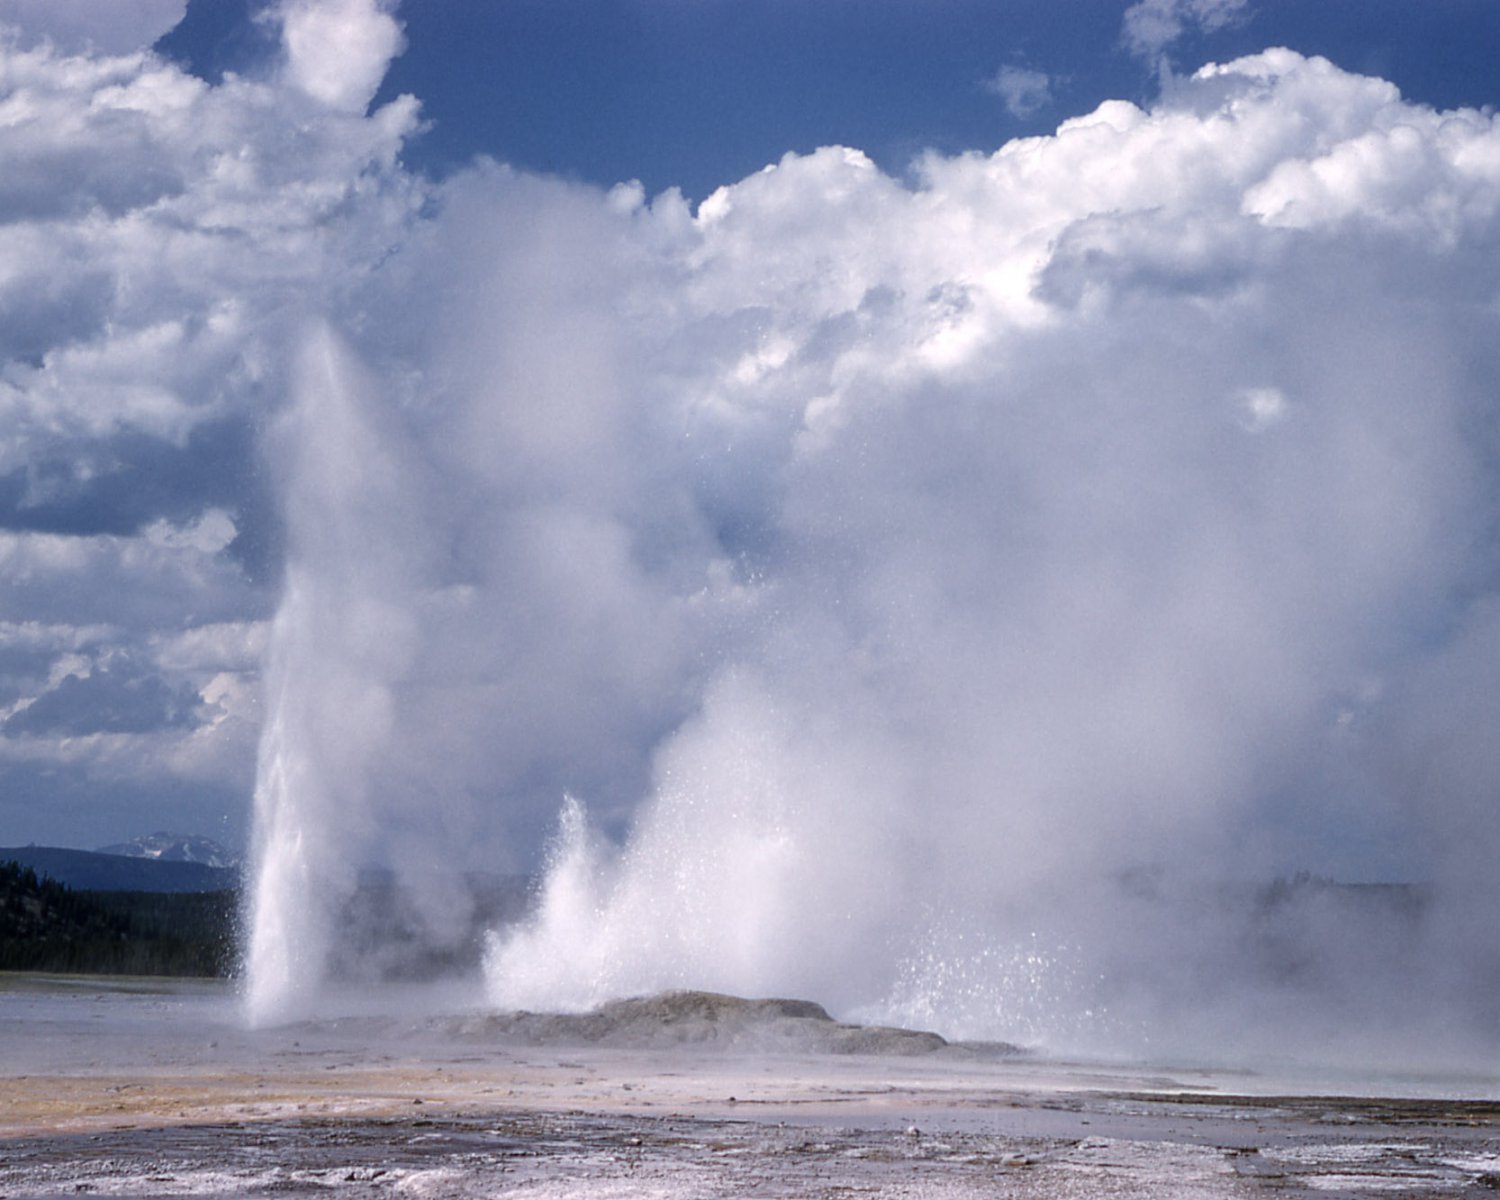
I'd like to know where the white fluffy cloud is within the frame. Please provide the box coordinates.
[985,64,1053,117]
[1122,0,1250,62]
[0,0,189,55]
[0,35,420,469]
[276,0,404,113]
[0,15,420,846]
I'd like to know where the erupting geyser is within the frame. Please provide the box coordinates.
[245,326,427,1023]
[244,48,1500,1063]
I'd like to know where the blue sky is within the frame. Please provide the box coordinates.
[157,0,1500,201]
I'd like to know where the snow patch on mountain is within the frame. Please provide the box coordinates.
[96,832,240,869]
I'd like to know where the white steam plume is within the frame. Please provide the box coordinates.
[244,50,1500,1064]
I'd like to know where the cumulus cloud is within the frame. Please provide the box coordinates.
[1236,385,1287,431]
[1122,0,1250,63]
[0,14,420,846]
[275,0,404,113]
[3,655,202,736]
[0,0,189,55]
[984,64,1053,118]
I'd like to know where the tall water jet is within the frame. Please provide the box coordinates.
[244,324,422,1023]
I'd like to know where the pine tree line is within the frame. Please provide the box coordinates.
[0,859,237,977]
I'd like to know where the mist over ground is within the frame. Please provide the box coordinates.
[4,2,1500,1063]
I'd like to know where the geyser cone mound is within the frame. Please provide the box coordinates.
[459,990,961,1056]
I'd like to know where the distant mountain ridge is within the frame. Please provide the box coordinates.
[96,831,240,870]
[0,845,239,893]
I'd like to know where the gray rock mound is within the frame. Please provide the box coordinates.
[457,989,952,1055]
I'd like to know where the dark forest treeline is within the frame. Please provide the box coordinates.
[0,859,236,977]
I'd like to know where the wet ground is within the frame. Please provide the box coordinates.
[5,975,1500,1197]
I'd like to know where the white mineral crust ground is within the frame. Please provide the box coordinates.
[5,975,1500,1198]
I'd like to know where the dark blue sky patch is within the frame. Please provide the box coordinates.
[153,0,279,85]
[0,268,113,368]
[358,0,1500,201]
[0,643,65,710]
[3,659,204,738]
[369,0,1135,199]
[156,0,1500,202]
[0,757,247,851]
[0,416,281,581]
